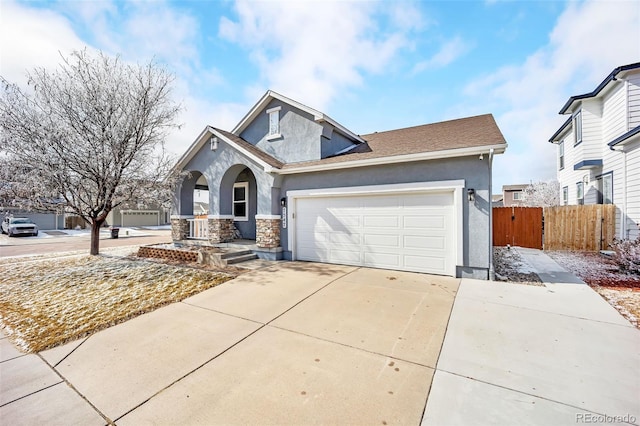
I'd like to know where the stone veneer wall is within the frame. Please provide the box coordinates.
[256,218,281,248]
[208,218,235,243]
[171,218,189,240]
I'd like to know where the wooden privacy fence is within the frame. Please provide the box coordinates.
[543,204,616,251]
[493,207,543,249]
[493,204,617,251]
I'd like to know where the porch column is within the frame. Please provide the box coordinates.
[256,215,281,248]
[170,216,190,241]
[208,215,235,243]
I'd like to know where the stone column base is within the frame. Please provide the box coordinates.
[208,218,235,243]
[256,218,281,248]
[171,218,189,241]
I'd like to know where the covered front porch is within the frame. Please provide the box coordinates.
[171,147,284,260]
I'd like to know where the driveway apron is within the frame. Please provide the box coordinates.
[2,262,459,425]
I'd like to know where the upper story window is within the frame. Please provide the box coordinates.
[233,182,248,221]
[562,186,568,205]
[559,140,565,170]
[576,181,584,205]
[266,106,281,140]
[573,110,582,146]
[512,191,522,201]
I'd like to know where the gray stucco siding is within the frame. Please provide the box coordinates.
[239,99,325,163]
[320,129,358,158]
[174,139,280,217]
[278,156,491,276]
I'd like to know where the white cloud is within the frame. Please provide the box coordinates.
[0,1,87,83]
[461,0,640,191]
[219,0,420,111]
[412,36,472,74]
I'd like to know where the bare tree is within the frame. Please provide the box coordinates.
[0,50,181,255]
[521,180,561,207]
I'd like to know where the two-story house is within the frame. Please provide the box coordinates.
[501,184,528,207]
[172,90,507,279]
[549,62,640,240]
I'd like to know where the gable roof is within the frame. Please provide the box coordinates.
[559,62,640,114]
[278,114,507,173]
[174,93,507,176]
[174,126,283,172]
[232,90,366,144]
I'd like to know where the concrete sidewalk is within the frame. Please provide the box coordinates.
[516,247,586,284]
[423,279,639,425]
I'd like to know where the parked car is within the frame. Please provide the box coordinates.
[1,217,39,237]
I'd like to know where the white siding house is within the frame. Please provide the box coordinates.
[550,62,640,240]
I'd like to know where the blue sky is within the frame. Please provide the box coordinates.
[1,0,639,192]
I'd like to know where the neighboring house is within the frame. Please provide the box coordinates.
[105,205,170,228]
[501,184,528,207]
[491,194,504,207]
[549,62,640,240]
[0,206,64,230]
[193,202,209,217]
[172,90,507,279]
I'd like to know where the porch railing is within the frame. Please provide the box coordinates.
[187,218,208,240]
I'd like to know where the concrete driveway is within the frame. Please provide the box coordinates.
[2,260,639,425]
[2,262,459,425]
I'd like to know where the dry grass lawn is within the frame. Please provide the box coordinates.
[0,255,235,353]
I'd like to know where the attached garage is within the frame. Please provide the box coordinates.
[288,182,463,277]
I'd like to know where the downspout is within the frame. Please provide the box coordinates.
[609,144,627,239]
[488,148,495,280]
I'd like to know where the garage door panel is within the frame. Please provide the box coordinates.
[294,190,456,276]
[403,192,452,207]
[404,255,446,273]
[363,216,400,228]
[363,234,400,247]
[404,215,447,229]
[364,252,400,268]
[404,235,446,250]
[330,249,361,264]
[363,196,402,209]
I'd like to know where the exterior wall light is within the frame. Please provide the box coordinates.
[467,188,475,202]
[210,136,219,151]
[280,197,287,207]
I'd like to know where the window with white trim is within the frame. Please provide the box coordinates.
[233,182,248,221]
[266,106,281,139]
[559,140,565,170]
[512,191,522,201]
[573,110,582,146]
[562,186,568,205]
[576,181,584,205]
[597,172,613,204]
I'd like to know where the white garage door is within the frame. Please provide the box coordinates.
[294,191,456,276]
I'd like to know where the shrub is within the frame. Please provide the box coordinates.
[610,237,640,274]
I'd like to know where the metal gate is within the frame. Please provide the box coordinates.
[492,207,543,249]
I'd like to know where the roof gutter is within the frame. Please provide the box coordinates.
[275,143,507,175]
[548,117,572,143]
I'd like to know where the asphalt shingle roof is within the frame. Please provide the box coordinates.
[281,113,506,169]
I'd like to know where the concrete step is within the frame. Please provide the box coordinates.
[220,249,253,259]
[225,253,259,265]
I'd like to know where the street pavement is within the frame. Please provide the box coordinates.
[0,228,171,258]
